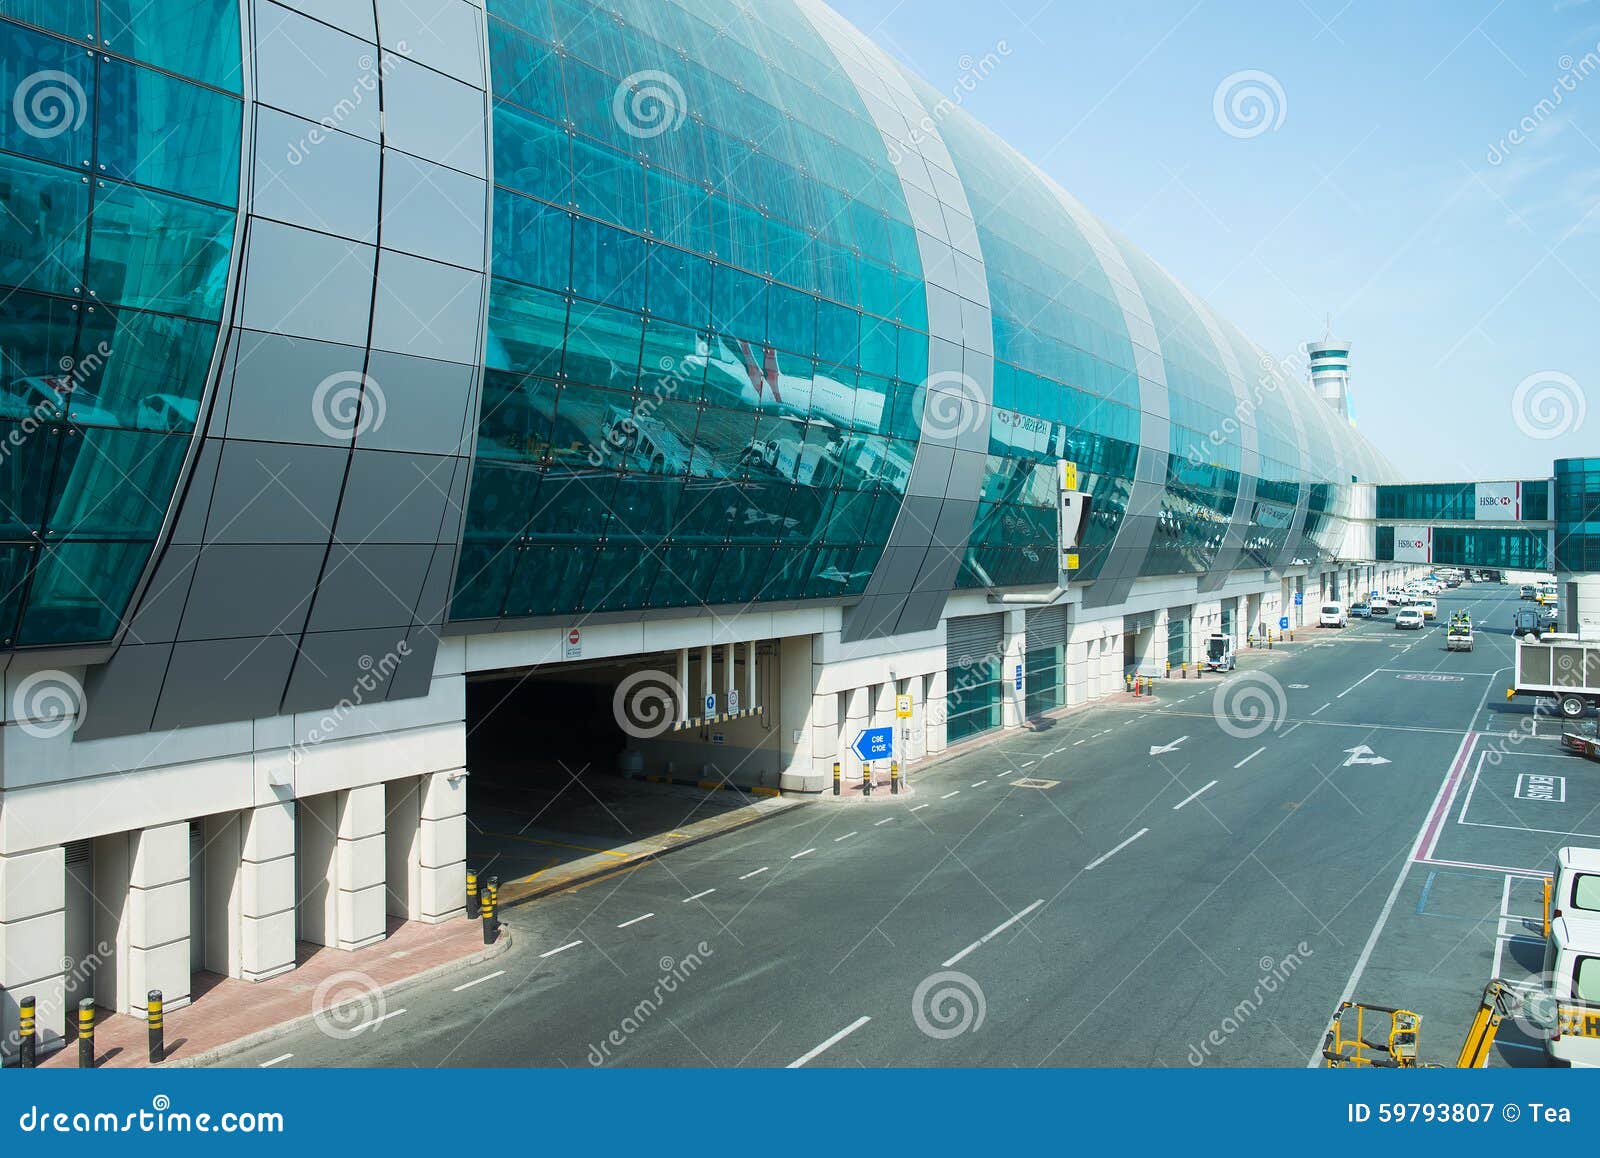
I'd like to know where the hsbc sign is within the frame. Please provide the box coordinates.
[1394,525,1433,563]
[1475,481,1522,522]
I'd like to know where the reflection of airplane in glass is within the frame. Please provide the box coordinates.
[687,337,885,431]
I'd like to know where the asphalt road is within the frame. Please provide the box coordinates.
[225,582,1579,1069]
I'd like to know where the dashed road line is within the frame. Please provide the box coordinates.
[791,848,817,860]
[539,941,584,959]
[451,970,507,992]
[911,803,930,812]
[874,817,896,826]
[352,1008,407,1033]
[971,780,988,788]
[942,899,1047,967]
[787,1016,872,1068]
[739,867,770,880]
[616,913,654,929]
[1085,828,1149,871]
[835,831,858,842]
[941,790,961,800]
[260,1053,293,1068]
[1234,747,1265,769]
[1173,781,1218,811]
[683,888,717,903]
[1311,703,1330,716]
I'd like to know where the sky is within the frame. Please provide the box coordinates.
[829,0,1600,482]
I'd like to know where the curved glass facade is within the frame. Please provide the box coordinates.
[0,3,240,647]
[453,0,931,621]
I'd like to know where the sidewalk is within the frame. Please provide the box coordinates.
[38,915,510,1069]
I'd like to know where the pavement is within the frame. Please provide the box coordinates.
[38,916,510,1069]
[214,582,1580,1069]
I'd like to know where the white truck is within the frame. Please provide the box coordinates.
[1507,635,1600,719]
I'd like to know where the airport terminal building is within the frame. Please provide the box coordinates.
[0,0,1427,1048]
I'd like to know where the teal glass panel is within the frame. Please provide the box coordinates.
[41,426,186,538]
[98,0,243,91]
[0,541,31,645]
[87,182,233,317]
[0,1,95,39]
[0,152,89,296]
[96,57,241,206]
[0,19,94,168]
[16,537,148,644]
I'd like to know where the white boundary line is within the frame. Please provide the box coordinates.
[786,1016,871,1068]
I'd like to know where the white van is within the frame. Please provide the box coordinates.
[1318,602,1346,628]
[1541,916,1600,1067]
[1413,597,1438,620]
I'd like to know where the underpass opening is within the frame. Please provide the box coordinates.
[465,648,784,889]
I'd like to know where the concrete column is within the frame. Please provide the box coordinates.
[240,802,295,982]
[0,846,66,1061]
[700,645,714,718]
[335,785,387,950]
[1002,608,1025,728]
[805,685,839,788]
[874,683,896,759]
[126,822,191,1013]
[746,640,758,712]
[417,771,466,924]
[676,648,689,727]
[842,686,869,776]
[200,812,242,979]
[926,668,948,755]
[384,778,422,920]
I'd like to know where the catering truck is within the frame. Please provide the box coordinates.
[1507,635,1600,719]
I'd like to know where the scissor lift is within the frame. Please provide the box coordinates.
[1323,981,1518,1068]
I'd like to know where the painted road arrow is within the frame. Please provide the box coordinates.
[1149,737,1189,756]
[1342,745,1391,767]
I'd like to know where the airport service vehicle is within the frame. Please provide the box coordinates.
[1562,719,1600,761]
[1413,597,1438,620]
[1395,608,1424,630]
[1522,584,1539,600]
[1508,635,1600,718]
[1539,918,1600,1066]
[1318,601,1346,628]
[1370,596,1391,615]
[1447,621,1473,651]
[1513,605,1560,640]
[1203,632,1236,672]
[1350,602,1371,619]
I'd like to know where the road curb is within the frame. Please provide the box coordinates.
[161,925,515,1069]
[497,799,806,909]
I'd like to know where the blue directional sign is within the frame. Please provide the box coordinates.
[704,693,716,716]
[1293,592,1303,606]
[852,726,894,762]
[1279,616,1290,630]
[1014,663,1023,691]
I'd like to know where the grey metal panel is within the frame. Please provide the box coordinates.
[252,1,381,141]
[370,251,485,365]
[360,350,476,456]
[307,544,434,631]
[268,0,377,40]
[375,0,484,87]
[224,332,370,446]
[124,545,199,645]
[281,627,413,713]
[910,543,962,597]
[202,441,348,543]
[75,644,171,740]
[253,107,380,243]
[169,438,222,544]
[872,544,929,597]
[894,589,948,635]
[238,220,376,345]
[154,635,300,730]
[414,545,456,624]
[931,499,978,543]
[946,449,988,501]
[904,444,955,499]
[379,152,486,271]
[380,52,486,177]
[334,450,456,543]
[385,626,441,700]
[175,545,326,641]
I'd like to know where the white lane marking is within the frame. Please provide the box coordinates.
[260,1053,293,1068]
[1173,781,1219,811]
[451,969,507,992]
[1021,760,1037,768]
[1073,739,1087,746]
[539,941,583,958]
[942,899,1047,967]
[998,770,1015,777]
[1311,703,1330,716]
[834,832,858,842]
[791,848,817,860]
[1309,727,1483,1067]
[683,888,717,903]
[941,790,961,800]
[616,913,654,929]
[786,1015,872,1068]
[739,867,769,880]
[1281,721,1304,736]
[1337,669,1379,699]
[1234,747,1266,769]
[352,1008,406,1033]
[911,804,930,812]
[874,817,895,826]
[1085,828,1149,871]
[971,780,989,788]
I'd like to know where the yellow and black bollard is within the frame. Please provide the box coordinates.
[890,760,900,795]
[861,763,871,797]
[147,990,164,1064]
[486,875,499,918]
[833,760,841,796]
[465,868,478,921]
[18,995,35,1069]
[480,889,496,945]
[77,997,95,1069]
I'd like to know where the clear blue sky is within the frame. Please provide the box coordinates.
[830,0,1600,481]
